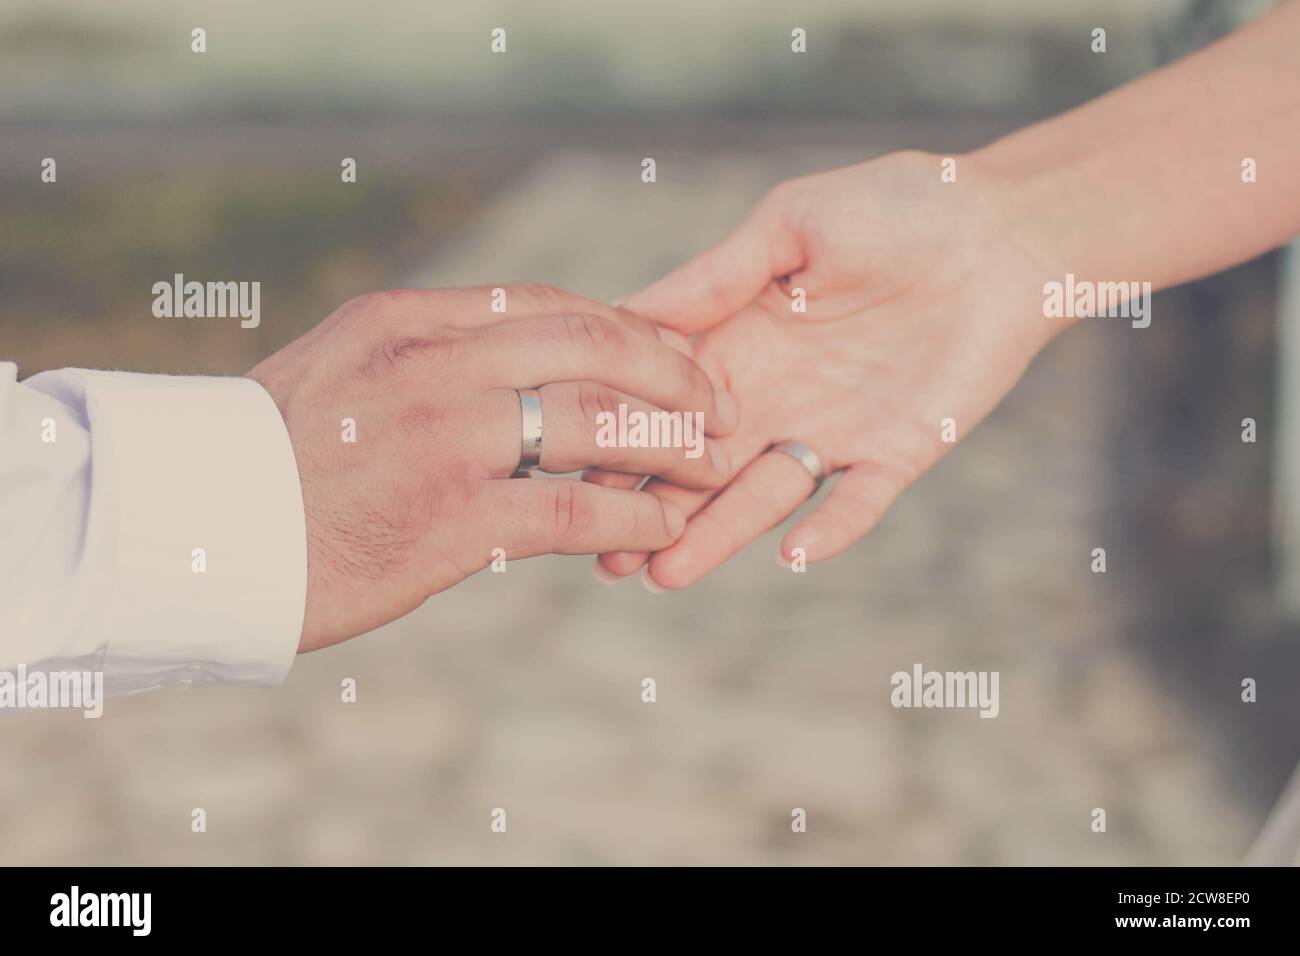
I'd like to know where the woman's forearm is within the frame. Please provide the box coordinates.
[973,0,1300,294]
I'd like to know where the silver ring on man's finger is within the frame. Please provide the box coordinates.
[512,387,543,477]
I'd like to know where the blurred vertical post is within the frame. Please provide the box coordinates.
[1273,240,1300,615]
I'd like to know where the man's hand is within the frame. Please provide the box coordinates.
[249,284,737,650]
[590,151,1071,588]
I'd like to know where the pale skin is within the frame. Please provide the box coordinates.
[248,284,737,652]
[591,0,1300,589]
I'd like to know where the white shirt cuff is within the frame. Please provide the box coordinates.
[69,370,306,692]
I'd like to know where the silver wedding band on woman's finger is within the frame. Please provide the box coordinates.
[513,387,543,477]
[772,440,825,494]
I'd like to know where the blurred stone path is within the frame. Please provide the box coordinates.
[0,147,1255,864]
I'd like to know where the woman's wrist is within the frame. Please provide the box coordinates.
[957,148,1093,344]
[965,142,1087,272]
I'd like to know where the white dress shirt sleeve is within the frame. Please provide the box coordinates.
[0,361,307,699]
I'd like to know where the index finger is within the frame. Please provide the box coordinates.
[468,312,739,436]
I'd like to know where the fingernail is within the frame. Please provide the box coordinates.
[715,390,739,430]
[788,528,820,557]
[661,500,685,537]
[611,297,625,308]
[708,440,730,476]
[640,569,665,594]
[592,561,622,585]
[774,552,792,569]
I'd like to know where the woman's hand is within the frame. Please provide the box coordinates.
[590,150,1072,588]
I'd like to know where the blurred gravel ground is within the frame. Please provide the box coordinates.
[0,147,1256,865]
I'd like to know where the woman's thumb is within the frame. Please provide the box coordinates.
[621,185,803,335]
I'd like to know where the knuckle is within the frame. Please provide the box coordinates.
[514,282,567,310]
[380,336,431,373]
[762,178,798,209]
[344,288,420,319]
[377,288,418,307]
[368,333,453,378]
[758,177,812,229]
[337,291,383,321]
[545,481,589,539]
[576,381,619,428]
[395,403,450,446]
[562,312,619,355]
